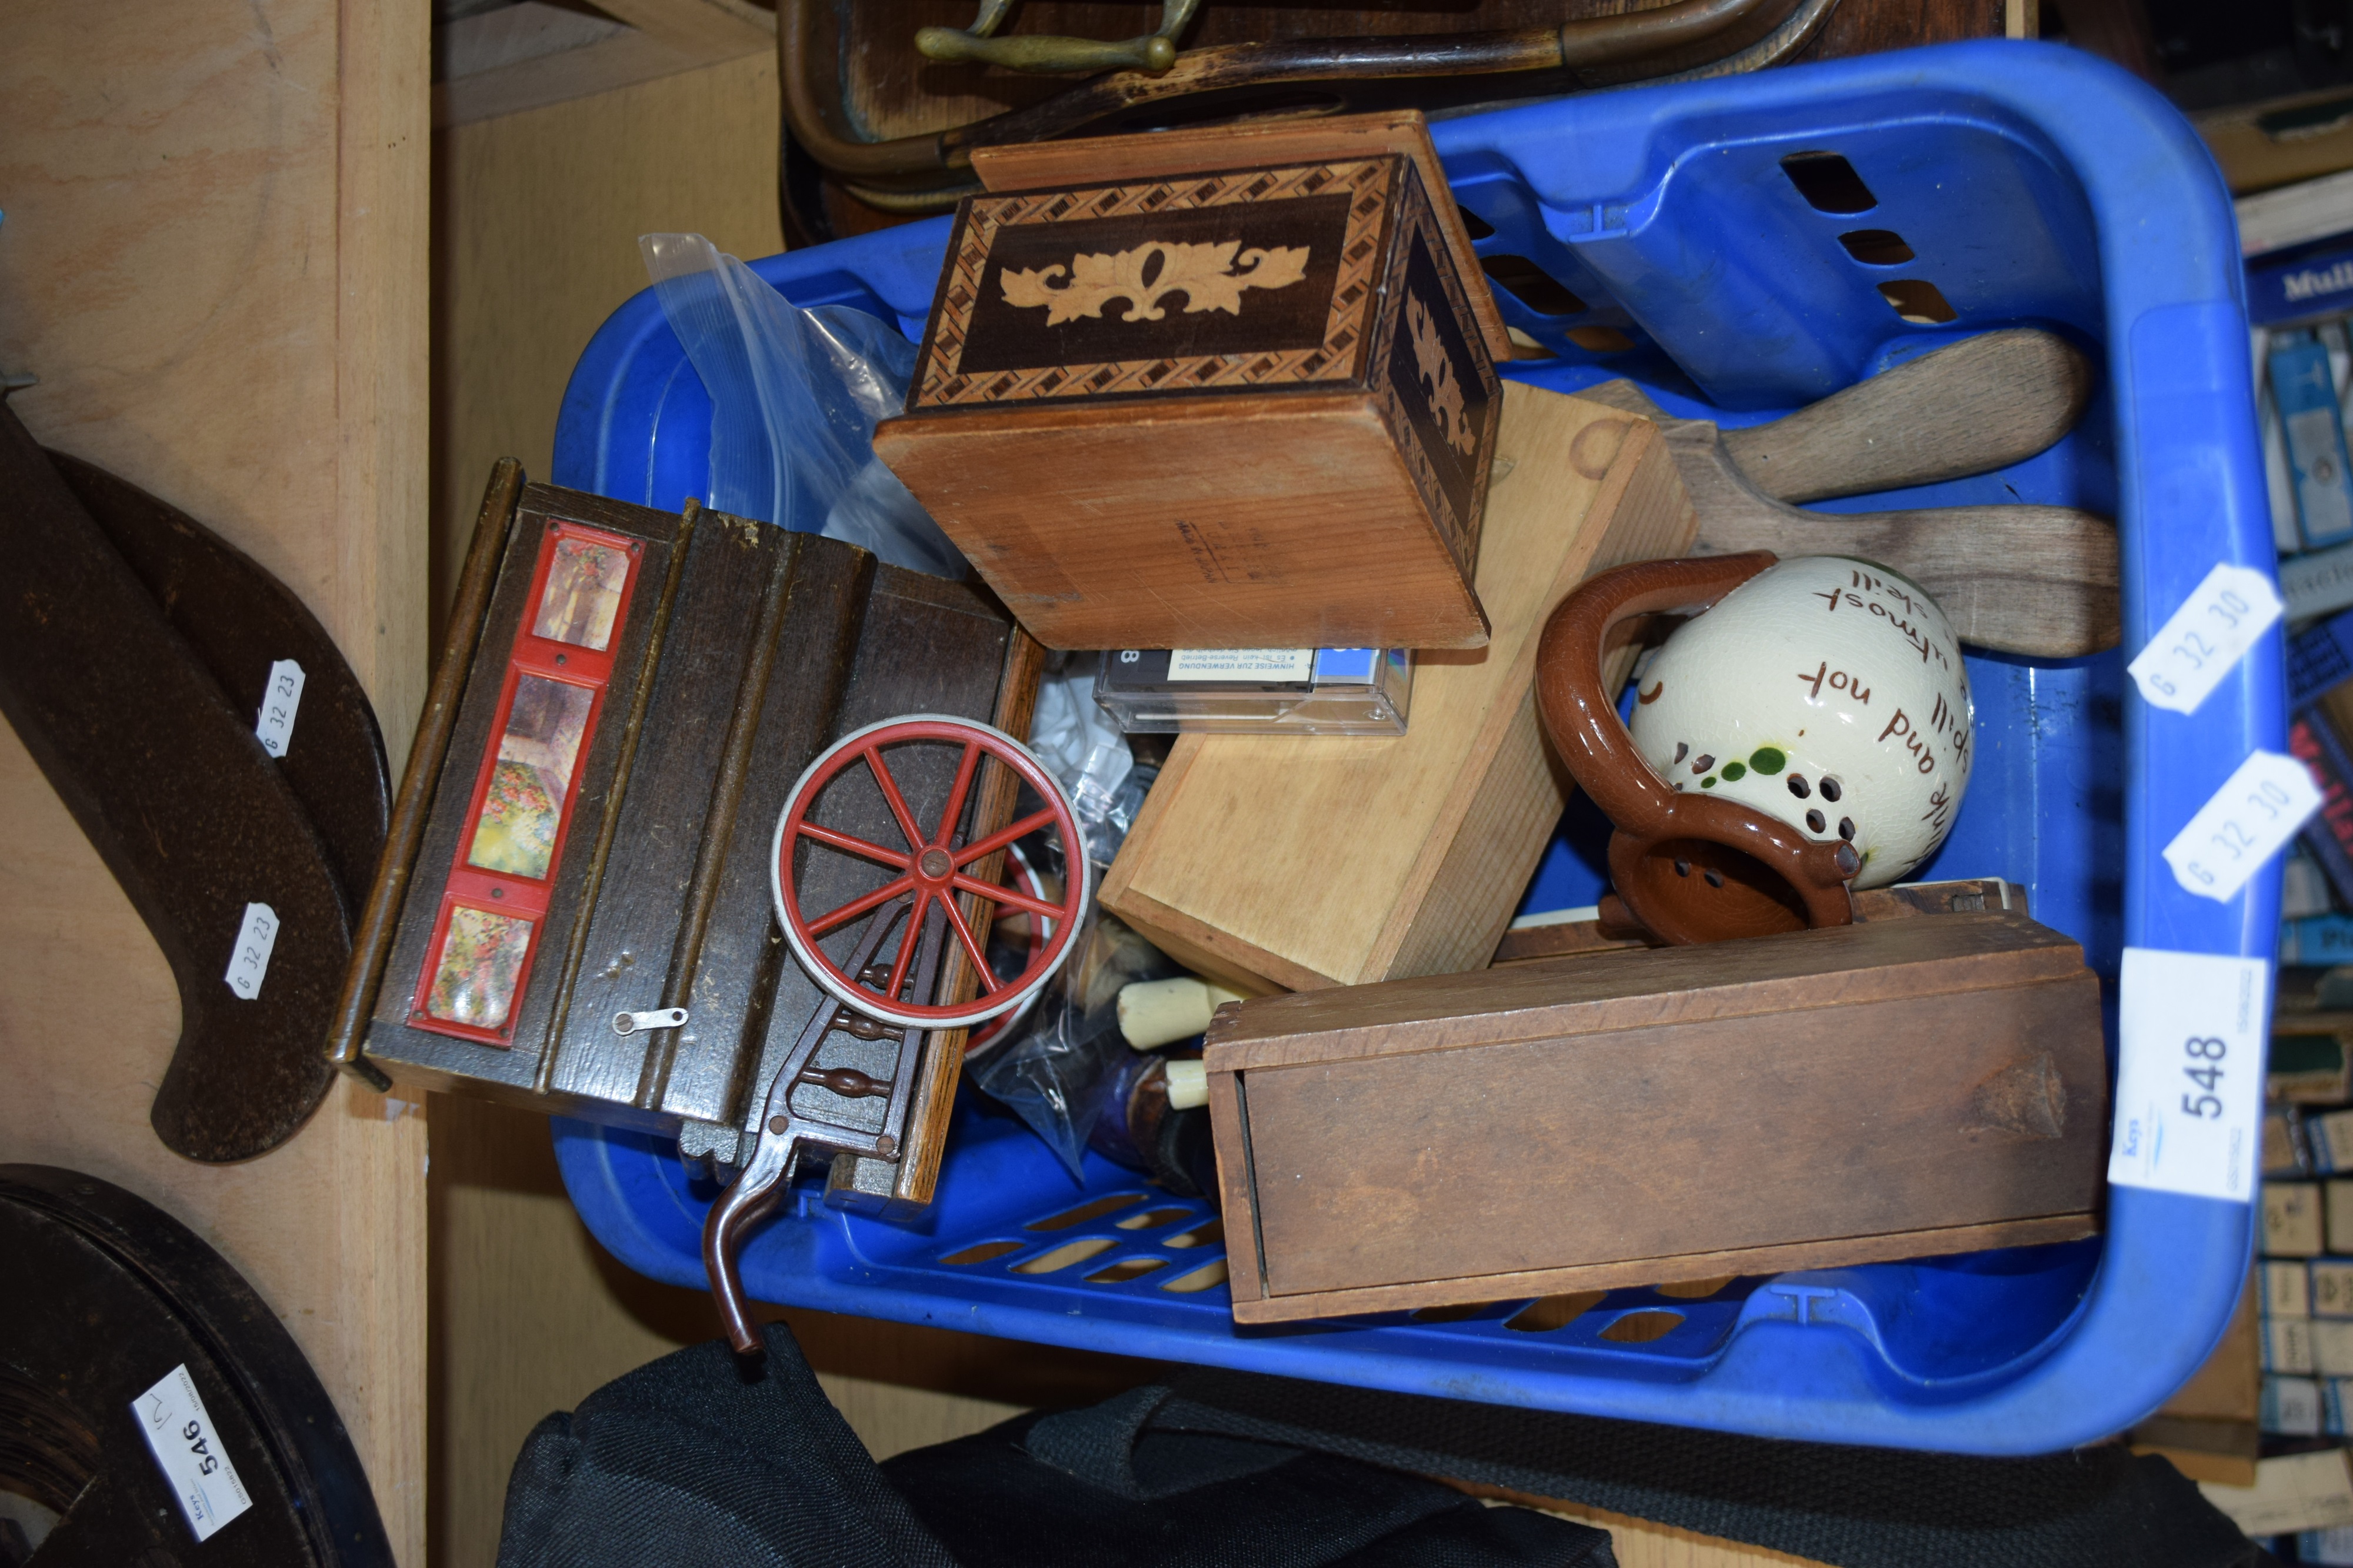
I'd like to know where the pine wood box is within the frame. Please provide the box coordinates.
[1204,911,2109,1325]
[1098,382,1696,993]
[874,125,1504,653]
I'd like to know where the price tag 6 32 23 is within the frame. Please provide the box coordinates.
[254,658,305,758]
[2163,749,2323,903]
[2128,563,2282,715]
[2110,948,2269,1203]
[223,902,279,1000]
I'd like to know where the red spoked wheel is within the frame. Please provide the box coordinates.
[770,715,1089,1031]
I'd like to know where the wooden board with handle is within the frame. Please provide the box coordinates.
[1577,331,2117,658]
[1205,909,2108,1325]
[1099,382,1696,993]
[1709,329,2092,503]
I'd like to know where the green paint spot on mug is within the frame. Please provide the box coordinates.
[1749,746,1787,774]
[1722,762,1747,781]
[1700,776,1717,789]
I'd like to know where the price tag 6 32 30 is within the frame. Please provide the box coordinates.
[2128,563,2282,715]
[2110,948,2270,1203]
[2162,749,2323,903]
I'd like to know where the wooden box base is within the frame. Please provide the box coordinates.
[875,391,1488,651]
[1205,910,2108,1325]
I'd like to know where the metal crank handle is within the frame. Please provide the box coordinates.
[702,905,902,1355]
[702,1136,798,1356]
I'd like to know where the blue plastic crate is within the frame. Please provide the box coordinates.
[549,39,2280,1454]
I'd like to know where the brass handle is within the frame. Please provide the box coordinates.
[915,0,1199,76]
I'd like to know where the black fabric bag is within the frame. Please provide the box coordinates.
[495,1322,1612,1568]
[1145,1369,2278,1568]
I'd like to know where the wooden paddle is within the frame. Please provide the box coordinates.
[1715,328,2094,503]
[1578,332,2117,658]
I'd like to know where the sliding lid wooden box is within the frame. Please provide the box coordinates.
[1204,909,2109,1325]
[874,114,1503,653]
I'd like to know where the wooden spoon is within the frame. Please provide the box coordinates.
[1717,328,2094,503]
[1577,339,2117,658]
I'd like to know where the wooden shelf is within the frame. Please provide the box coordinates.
[0,0,430,1560]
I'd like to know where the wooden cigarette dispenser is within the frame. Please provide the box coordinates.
[328,466,1040,1217]
[874,113,1504,653]
[1205,909,2108,1325]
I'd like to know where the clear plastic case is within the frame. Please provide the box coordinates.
[1092,647,1412,735]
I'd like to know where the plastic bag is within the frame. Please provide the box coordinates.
[970,909,1178,1183]
[1028,663,1136,869]
[969,659,1170,1180]
[639,232,964,577]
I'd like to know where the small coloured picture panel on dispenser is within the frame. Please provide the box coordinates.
[409,518,642,1046]
[424,906,535,1030]
[466,675,593,880]
[532,534,631,650]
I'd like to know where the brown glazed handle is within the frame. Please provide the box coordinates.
[1535,553,1779,835]
[1601,788,1859,944]
[1536,553,1860,945]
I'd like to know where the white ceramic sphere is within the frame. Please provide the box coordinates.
[1625,556,1973,890]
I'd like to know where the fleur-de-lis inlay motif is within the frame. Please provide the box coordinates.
[1407,295,1478,458]
[999,240,1310,325]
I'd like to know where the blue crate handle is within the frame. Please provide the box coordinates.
[549,39,2279,1454]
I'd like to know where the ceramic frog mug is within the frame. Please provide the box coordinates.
[1535,552,1973,945]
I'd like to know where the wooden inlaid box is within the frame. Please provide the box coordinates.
[329,469,1039,1216]
[1205,910,2108,1325]
[874,115,1504,653]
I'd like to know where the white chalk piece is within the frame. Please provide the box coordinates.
[2128,563,2282,715]
[1117,976,1247,1050]
[2164,749,2323,903]
[2109,948,2270,1203]
[132,1364,253,1543]
[1164,1059,1209,1110]
[223,902,279,1000]
[254,659,305,758]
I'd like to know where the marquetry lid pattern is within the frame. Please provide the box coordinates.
[912,158,1401,410]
